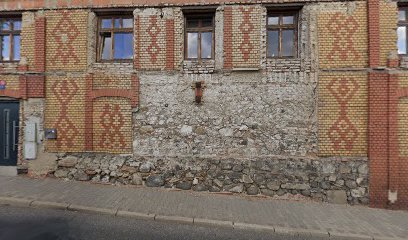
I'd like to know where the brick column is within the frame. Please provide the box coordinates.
[223,6,233,70]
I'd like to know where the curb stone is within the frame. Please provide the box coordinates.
[0,196,33,207]
[193,218,233,228]
[31,201,69,210]
[0,196,405,240]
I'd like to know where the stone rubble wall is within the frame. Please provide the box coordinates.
[54,154,369,205]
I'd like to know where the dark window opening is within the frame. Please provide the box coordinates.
[398,7,408,55]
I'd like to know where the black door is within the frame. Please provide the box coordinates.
[0,102,19,166]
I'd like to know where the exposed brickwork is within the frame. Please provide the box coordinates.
[223,6,233,69]
[135,8,176,70]
[46,10,88,71]
[379,1,397,67]
[319,72,367,156]
[318,2,368,69]
[34,17,46,72]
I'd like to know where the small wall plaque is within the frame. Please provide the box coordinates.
[45,128,57,139]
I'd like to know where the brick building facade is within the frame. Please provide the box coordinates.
[0,0,406,209]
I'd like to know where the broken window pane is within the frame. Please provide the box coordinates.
[187,32,198,59]
[201,32,212,59]
[398,26,407,55]
[101,34,112,60]
[114,33,133,59]
[282,30,294,57]
[13,35,20,60]
[267,30,279,57]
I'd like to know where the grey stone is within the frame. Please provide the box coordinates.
[209,186,221,192]
[54,169,69,178]
[226,184,244,193]
[139,162,153,173]
[276,189,286,196]
[328,175,337,182]
[101,175,110,183]
[180,125,193,136]
[322,163,336,174]
[242,174,253,184]
[58,156,78,168]
[327,190,348,204]
[247,185,259,195]
[358,164,368,175]
[356,177,366,186]
[213,179,223,188]
[345,180,357,189]
[219,128,234,137]
[121,166,137,174]
[221,162,233,170]
[146,175,164,187]
[301,190,311,197]
[339,165,352,174]
[74,171,89,181]
[261,189,275,197]
[266,180,280,191]
[351,187,366,198]
[232,165,244,172]
[176,181,192,190]
[132,173,143,185]
[281,183,310,190]
[139,125,154,134]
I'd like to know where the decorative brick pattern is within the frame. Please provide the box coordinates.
[135,8,176,70]
[318,3,368,69]
[46,10,88,71]
[379,1,397,67]
[45,75,86,152]
[319,72,367,156]
[225,5,261,69]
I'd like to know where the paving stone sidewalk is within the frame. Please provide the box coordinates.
[0,176,407,240]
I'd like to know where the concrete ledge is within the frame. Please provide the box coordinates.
[0,166,17,177]
[193,218,233,228]
[116,210,155,220]
[0,196,33,207]
[31,201,69,210]
[275,226,329,237]
[233,222,275,232]
[154,215,194,224]
[67,204,118,216]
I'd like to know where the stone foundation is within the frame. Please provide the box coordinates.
[54,154,369,205]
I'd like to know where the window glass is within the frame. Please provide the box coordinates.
[398,26,407,55]
[201,18,213,27]
[1,21,10,31]
[282,16,294,24]
[187,32,198,59]
[187,19,199,28]
[114,18,120,28]
[123,18,133,28]
[267,30,279,57]
[282,30,294,56]
[399,10,406,21]
[1,35,10,61]
[114,33,133,59]
[13,35,20,60]
[101,34,112,60]
[268,17,279,25]
[101,19,112,29]
[13,20,21,31]
[201,32,212,59]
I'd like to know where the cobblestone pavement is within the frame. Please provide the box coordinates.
[0,176,407,240]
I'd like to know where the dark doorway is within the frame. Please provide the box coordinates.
[0,101,19,166]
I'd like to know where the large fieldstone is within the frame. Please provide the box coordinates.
[327,190,347,204]
[54,169,69,178]
[176,181,192,190]
[58,156,78,168]
[146,175,164,187]
[132,173,143,185]
[247,185,259,195]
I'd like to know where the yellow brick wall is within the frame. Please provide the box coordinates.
[92,74,133,90]
[399,98,408,156]
[93,97,133,153]
[318,2,368,69]
[231,5,262,68]
[45,10,88,71]
[0,75,19,91]
[45,75,86,152]
[379,0,398,67]
[319,72,368,156]
[21,12,35,70]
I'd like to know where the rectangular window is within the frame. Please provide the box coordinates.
[398,7,408,55]
[0,18,21,62]
[185,14,214,60]
[267,12,298,58]
[98,16,133,61]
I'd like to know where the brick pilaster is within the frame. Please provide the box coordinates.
[34,16,46,72]
[223,6,233,70]
[166,19,175,70]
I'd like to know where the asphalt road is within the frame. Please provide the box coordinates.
[0,205,327,240]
